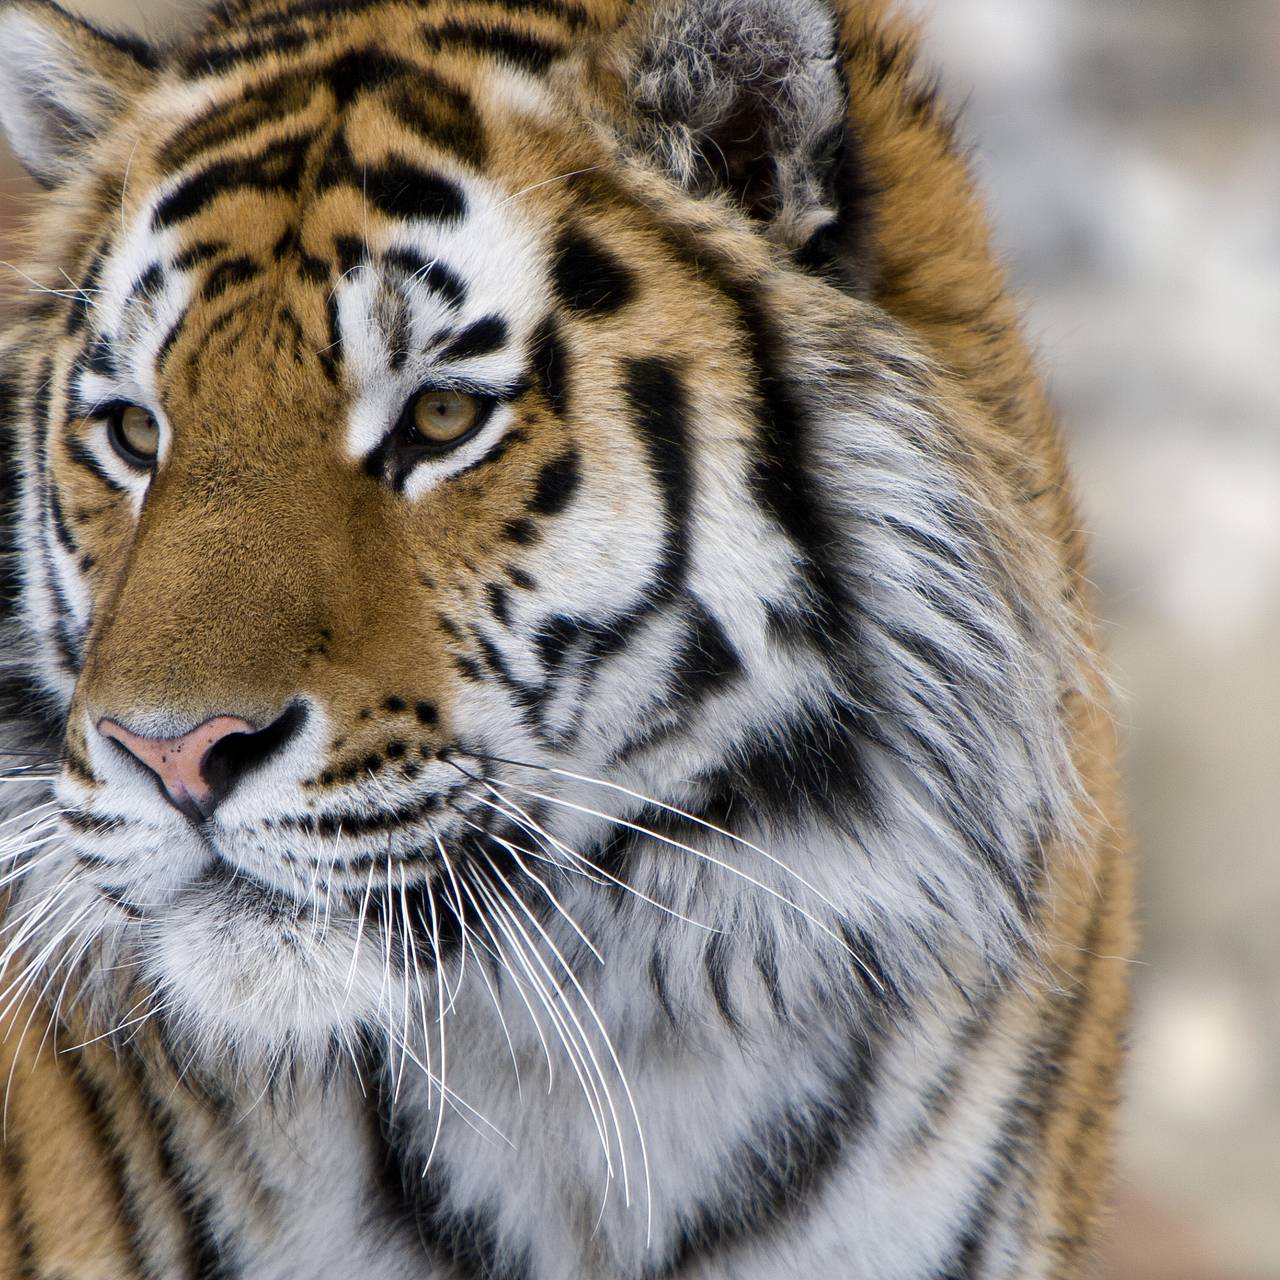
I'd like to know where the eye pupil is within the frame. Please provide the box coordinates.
[107,404,159,468]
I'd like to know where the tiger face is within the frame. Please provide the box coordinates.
[0,0,1073,1082]
[0,0,872,1059]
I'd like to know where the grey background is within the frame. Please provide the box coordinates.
[2,1,1278,1275]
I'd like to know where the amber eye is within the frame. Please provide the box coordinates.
[105,404,160,468]
[407,389,482,447]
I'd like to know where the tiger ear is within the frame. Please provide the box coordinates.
[0,0,156,188]
[605,0,852,259]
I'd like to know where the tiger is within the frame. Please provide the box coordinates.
[0,0,1132,1274]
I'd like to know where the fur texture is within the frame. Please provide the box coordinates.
[0,0,1131,1276]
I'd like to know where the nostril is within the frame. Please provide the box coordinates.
[202,702,307,804]
[97,702,307,821]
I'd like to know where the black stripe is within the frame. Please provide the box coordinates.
[0,370,24,615]
[192,26,313,72]
[364,158,466,222]
[667,600,742,710]
[419,20,566,72]
[132,1069,242,1280]
[129,263,164,302]
[65,435,125,494]
[454,427,527,479]
[657,1022,879,1276]
[65,245,107,335]
[155,310,189,372]
[703,931,741,1032]
[527,448,579,515]
[550,227,635,316]
[438,315,507,363]
[83,335,118,377]
[322,47,417,108]
[333,234,364,277]
[319,292,341,383]
[68,1055,158,1280]
[369,1045,533,1280]
[152,134,311,228]
[384,80,487,168]
[1,1131,40,1279]
[649,947,679,1027]
[46,478,77,555]
[158,76,318,170]
[754,931,788,1021]
[528,316,568,416]
[621,355,692,594]
[202,256,259,300]
[692,693,883,834]
[384,249,466,307]
[489,0,590,29]
[485,581,511,626]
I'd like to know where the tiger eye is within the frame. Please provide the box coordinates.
[107,404,160,468]
[409,390,480,445]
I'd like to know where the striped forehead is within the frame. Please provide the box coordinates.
[76,137,549,435]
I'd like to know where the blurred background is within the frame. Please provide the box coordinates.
[1,0,1277,1275]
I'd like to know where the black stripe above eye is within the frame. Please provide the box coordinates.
[383,248,467,308]
[364,159,466,222]
[438,316,507,363]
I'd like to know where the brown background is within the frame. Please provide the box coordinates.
[2,1,1278,1275]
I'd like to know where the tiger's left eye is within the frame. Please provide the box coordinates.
[407,390,482,447]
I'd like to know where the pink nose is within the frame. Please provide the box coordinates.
[98,715,254,821]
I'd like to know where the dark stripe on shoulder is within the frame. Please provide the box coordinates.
[131,1066,243,1280]
[1,1130,39,1278]
[66,1054,157,1280]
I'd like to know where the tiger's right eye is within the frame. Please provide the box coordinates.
[106,404,159,469]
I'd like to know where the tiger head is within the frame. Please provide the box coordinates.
[0,0,1073,1071]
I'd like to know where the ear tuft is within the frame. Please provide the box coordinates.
[0,0,155,188]
[611,0,850,258]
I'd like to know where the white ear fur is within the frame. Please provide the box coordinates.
[0,0,153,188]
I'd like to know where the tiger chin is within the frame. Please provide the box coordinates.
[0,0,1131,1275]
